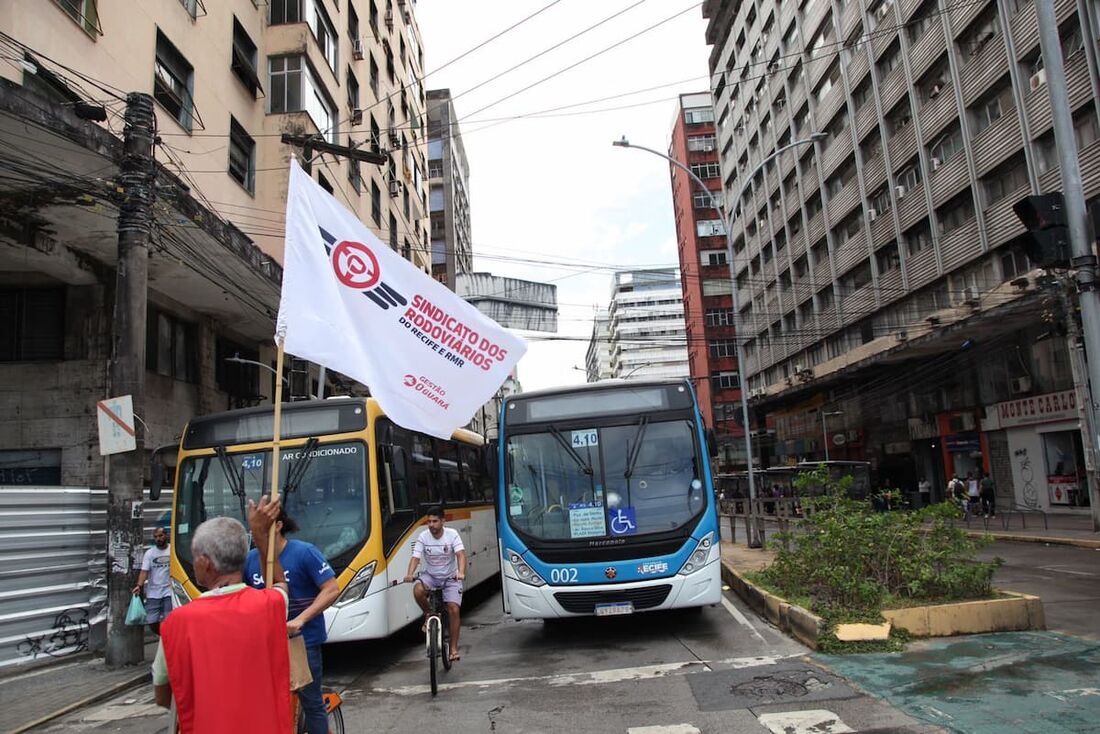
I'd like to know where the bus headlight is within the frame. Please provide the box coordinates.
[170,578,191,608]
[508,551,545,587]
[334,561,376,607]
[677,532,714,576]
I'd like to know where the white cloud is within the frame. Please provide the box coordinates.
[418,0,709,390]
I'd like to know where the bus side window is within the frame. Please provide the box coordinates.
[463,446,490,504]
[436,439,466,505]
[411,433,437,506]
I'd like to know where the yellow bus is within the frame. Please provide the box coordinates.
[150,397,499,642]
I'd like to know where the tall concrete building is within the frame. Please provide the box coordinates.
[606,268,690,381]
[669,92,746,471]
[584,309,613,382]
[702,0,1100,514]
[0,0,430,486]
[426,88,471,289]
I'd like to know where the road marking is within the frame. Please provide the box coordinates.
[721,595,769,645]
[757,710,854,733]
[627,725,700,734]
[1038,565,1096,577]
[369,654,796,697]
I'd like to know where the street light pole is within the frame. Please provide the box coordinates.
[614,133,825,546]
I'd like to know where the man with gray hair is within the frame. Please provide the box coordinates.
[152,497,293,733]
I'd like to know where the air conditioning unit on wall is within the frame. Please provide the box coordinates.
[1010,376,1032,394]
[1030,68,1047,91]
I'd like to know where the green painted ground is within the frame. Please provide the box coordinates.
[817,632,1100,733]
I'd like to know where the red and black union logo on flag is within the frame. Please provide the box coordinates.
[319,226,406,310]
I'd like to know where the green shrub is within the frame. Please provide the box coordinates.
[759,465,1001,620]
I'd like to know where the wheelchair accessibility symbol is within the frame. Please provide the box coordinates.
[608,507,637,536]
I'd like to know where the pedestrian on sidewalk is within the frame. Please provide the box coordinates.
[918,477,931,508]
[152,498,292,734]
[980,471,996,518]
[948,474,967,517]
[132,527,172,635]
[966,472,981,520]
[244,505,338,734]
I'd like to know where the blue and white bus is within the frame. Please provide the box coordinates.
[496,379,722,619]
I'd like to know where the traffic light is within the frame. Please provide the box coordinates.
[1013,193,1072,268]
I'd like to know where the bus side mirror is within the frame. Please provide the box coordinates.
[148,443,178,501]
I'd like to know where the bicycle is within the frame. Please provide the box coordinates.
[425,584,452,697]
[292,686,345,734]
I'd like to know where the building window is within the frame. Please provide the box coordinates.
[877,40,902,76]
[928,124,963,168]
[875,241,900,273]
[231,19,261,98]
[844,260,873,292]
[1001,246,1031,280]
[347,136,361,193]
[348,4,359,41]
[905,219,932,256]
[690,162,721,179]
[317,172,333,194]
[687,134,717,152]
[896,161,921,195]
[227,118,255,193]
[215,339,260,407]
[369,54,379,98]
[708,339,736,358]
[700,249,728,266]
[270,0,302,25]
[146,309,197,382]
[981,154,1028,206]
[55,0,99,36]
[970,78,1012,135]
[936,190,974,235]
[696,219,725,237]
[0,287,65,361]
[347,67,359,111]
[886,99,912,135]
[711,371,740,390]
[371,180,382,225]
[0,448,62,485]
[153,30,194,130]
[1074,104,1100,150]
[311,1,338,72]
[389,213,398,252]
[684,107,715,124]
[693,191,716,209]
[269,56,336,142]
[907,0,938,44]
[705,308,734,327]
[870,186,891,214]
[958,5,998,60]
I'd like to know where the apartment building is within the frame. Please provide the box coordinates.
[427,88,471,289]
[702,0,1100,513]
[605,268,690,381]
[669,92,747,471]
[0,0,429,485]
[585,309,613,382]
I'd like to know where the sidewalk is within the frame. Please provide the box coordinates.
[0,641,156,734]
[953,509,1100,548]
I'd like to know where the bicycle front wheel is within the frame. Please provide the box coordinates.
[327,704,345,734]
[427,616,440,696]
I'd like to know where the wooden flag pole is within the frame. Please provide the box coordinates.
[265,337,287,586]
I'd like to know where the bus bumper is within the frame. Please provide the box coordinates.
[503,557,722,620]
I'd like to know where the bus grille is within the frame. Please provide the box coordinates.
[553,585,672,614]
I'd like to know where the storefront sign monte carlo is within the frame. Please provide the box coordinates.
[983,390,1079,430]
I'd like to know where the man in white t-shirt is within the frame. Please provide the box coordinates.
[404,507,466,662]
[132,527,173,634]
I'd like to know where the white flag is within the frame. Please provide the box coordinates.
[276,160,526,439]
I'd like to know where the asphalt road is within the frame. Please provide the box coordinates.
[980,540,1100,639]
[38,578,934,734]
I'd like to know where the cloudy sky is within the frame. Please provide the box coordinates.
[417,1,711,391]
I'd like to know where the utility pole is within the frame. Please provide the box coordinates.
[1036,1,1100,530]
[106,93,155,666]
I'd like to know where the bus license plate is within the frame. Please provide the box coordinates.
[595,602,634,617]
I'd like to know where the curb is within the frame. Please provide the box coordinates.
[7,670,150,734]
[962,530,1100,549]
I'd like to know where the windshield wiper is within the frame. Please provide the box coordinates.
[214,446,247,524]
[623,416,650,480]
[547,426,593,475]
[283,437,319,495]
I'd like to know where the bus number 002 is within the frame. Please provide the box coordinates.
[549,568,578,584]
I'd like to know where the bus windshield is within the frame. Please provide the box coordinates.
[505,419,704,540]
[173,440,369,569]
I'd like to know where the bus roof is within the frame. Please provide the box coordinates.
[183,397,483,450]
[505,378,692,402]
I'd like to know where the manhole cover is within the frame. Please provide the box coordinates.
[731,674,809,698]
[688,665,858,711]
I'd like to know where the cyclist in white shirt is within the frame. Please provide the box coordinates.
[404,506,466,662]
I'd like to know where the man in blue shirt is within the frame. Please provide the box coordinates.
[245,505,339,734]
